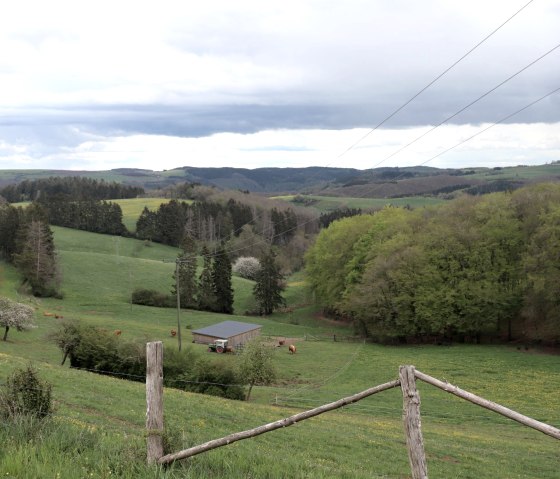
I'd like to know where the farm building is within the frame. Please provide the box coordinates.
[191,321,262,348]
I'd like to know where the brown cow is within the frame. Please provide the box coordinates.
[170,330,177,337]
[278,340,285,346]
[114,330,122,336]
[289,344,296,354]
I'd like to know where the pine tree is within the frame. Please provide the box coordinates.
[197,246,217,312]
[171,234,198,309]
[253,249,285,315]
[212,243,234,314]
[13,220,60,297]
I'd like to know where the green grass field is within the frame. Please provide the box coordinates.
[274,195,445,213]
[112,197,183,232]
[469,163,560,181]
[1,227,559,478]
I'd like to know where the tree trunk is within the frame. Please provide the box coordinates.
[61,349,69,366]
[246,380,255,401]
[3,326,8,341]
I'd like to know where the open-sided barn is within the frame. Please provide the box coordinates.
[191,321,262,348]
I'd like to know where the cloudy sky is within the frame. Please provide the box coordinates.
[0,0,559,171]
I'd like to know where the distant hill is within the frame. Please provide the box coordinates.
[0,163,559,197]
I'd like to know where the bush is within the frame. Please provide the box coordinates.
[131,288,172,307]
[187,358,245,400]
[0,365,53,419]
[232,256,261,280]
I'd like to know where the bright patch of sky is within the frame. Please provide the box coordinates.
[1,0,559,171]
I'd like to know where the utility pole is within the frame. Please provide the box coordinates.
[175,258,182,351]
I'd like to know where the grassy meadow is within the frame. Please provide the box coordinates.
[113,197,182,232]
[0,226,559,478]
[274,194,445,213]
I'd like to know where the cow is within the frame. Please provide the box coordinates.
[170,329,177,337]
[278,340,285,346]
[289,344,296,354]
[114,330,122,336]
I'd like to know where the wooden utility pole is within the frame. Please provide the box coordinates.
[146,341,164,464]
[175,259,182,351]
[400,365,428,479]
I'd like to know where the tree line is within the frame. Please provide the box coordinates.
[135,198,298,247]
[38,199,127,236]
[305,183,560,345]
[0,176,143,203]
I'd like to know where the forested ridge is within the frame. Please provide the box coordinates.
[305,183,560,344]
[0,176,143,202]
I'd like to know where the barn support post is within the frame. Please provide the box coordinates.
[146,341,164,465]
[400,365,428,479]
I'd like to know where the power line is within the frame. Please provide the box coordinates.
[417,85,560,166]
[334,0,536,162]
[157,1,538,264]
[379,42,560,164]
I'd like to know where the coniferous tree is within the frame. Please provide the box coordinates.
[171,234,198,309]
[198,246,217,312]
[253,249,285,315]
[0,205,23,261]
[136,207,158,241]
[13,220,60,297]
[212,243,234,314]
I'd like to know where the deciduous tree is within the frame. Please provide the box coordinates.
[237,339,276,401]
[0,297,36,341]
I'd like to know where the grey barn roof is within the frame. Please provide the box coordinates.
[192,321,262,339]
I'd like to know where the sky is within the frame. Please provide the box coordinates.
[0,0,559,172]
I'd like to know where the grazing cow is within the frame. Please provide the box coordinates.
[43,312,54,317]
[278,340,285,346]
[114,330,122,336]
[289,344,296,354]
[170,329,177,337]
[55,315,64,319]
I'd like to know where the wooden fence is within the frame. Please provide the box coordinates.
[145,341,560,478]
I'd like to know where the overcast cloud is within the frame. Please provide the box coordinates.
[0,0,559,171]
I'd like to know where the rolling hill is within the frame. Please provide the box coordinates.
[1,162,559,197]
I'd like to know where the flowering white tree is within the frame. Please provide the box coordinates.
[0,297,36,341]
[232,256,261,281]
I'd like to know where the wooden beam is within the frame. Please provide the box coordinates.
[146,341,164,464]
[399,366,428,479]
[158,379,401,465]
[414,369,560,441]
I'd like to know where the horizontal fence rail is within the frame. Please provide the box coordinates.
[157,379,401,465]
[146,342,560,477]
[414,369,560,440]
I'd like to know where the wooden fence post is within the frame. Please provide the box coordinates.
[146,341,164,465]
[400,365,428,479]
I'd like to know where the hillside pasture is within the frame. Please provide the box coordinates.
[0,227,559,477]
[275,194,444,213]
[470,163,560,181]
[112,197,181,232]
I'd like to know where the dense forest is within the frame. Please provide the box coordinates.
[0,176,144,202]
[305,183,560,345]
